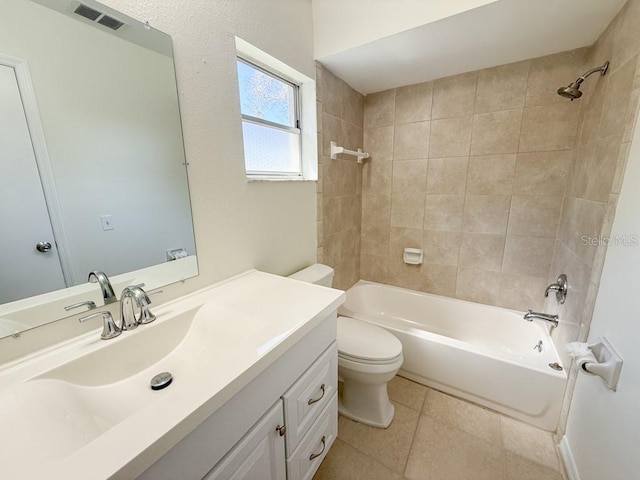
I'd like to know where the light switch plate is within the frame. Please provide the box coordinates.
[101,215,114,231]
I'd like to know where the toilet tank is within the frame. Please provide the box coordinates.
[288,264,334,287]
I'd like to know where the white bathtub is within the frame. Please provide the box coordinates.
[338,281,567,431]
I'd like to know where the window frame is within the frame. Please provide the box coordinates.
[235,36,317,182]
[237,56,303,178]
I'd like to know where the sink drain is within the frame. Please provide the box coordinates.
[151,372,173,390]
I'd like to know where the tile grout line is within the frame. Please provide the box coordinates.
[336,417,406,476]
[500,415,508,480]
[336,381,429,477]
[400,390,431,478]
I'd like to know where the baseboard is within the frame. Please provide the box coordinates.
[559,435,581,480]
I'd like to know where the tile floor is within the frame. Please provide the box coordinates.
[314,376,565,480]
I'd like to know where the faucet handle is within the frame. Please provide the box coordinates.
[133,287,162,325]
[544,274,568,304]
[79,311,121,340]
[65,300,97,312]
[119,287,141,331]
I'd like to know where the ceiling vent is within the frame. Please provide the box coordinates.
[73,4,100,21]
[73,3,125,31]
[97,15,124,31]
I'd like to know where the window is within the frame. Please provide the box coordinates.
[235,37,317,181]
[237,58,301,176]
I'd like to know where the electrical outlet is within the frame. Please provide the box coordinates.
[101,215,114,231]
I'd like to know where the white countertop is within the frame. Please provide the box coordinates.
[0,270,344,479]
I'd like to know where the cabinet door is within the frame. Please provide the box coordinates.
[203,401,286,480]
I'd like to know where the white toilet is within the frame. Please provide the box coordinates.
[289,264,403,428]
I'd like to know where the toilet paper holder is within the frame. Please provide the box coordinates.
[576,337,623,391]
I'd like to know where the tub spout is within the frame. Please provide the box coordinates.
[524,310,559,328]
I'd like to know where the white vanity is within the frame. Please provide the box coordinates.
[0,270,344,479]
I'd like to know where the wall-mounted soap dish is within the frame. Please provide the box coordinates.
[403,248,423,265]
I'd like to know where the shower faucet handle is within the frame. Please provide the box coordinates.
[544,274,568,304]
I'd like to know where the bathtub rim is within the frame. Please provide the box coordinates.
[338,280,567,380]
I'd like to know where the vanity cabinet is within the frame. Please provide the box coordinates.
[282,343,338,480]
[282,343,337,454]
[286,398,337,480]
[204,342,338,480]
[203,401,286,480]
[137,313,338,480]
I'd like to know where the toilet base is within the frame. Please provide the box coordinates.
[338,381,395,428]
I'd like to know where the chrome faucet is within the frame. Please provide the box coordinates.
[88,271,117,305]
[79,311,121,340]
[132,287,156,325]
[120,286,156,330]
[545,274,568,304]
[524,310,559,328]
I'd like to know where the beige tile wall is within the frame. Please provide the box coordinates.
[552,0,640,437]
[316,0,640,444]
[314,0,640,449]
[316,64,364,290]
[361,48,588,311]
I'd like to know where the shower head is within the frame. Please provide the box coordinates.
[557,82,583,100]
[557,61,609,101]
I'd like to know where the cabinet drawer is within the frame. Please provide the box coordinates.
[282,342,337,453]
[286,394,337,480]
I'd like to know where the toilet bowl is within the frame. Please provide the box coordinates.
[337,315,403,428]
[288,264,403,428]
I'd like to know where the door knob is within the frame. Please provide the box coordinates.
[36,241,52,253]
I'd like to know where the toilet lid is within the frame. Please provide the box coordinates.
[337,316,402,362]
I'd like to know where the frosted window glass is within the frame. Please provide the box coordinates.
[237,60,296,128]
[242,121,301,174]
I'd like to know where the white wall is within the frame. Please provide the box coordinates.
[312,0,498,58]
[563,104,640,478]
[0,0,317,362]
[90,1,318,281]
[0,0,195,284]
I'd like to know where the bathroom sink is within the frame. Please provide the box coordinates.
[40,306,204,387]
[0,270,345,479]
[25,301,276,437]
[0,378,108,466]
[39,303,276,387]
[0,306,209,467]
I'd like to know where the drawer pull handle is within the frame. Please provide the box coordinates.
[276,425,286,437]
[309,436,326,461]
[308,384,326,405]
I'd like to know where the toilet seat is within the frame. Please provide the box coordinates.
[338,351,402,366]
[337,316,403,364]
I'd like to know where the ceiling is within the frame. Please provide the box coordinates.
[314,0,627,94]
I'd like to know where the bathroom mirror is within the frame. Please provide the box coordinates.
[0,0,197,339]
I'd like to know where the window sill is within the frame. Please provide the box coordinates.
[246,176,317,183]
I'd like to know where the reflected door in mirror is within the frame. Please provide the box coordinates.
[0,0,197,340]
[0,63,66,303]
